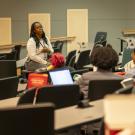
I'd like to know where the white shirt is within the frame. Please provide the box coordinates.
[27,37,54,65]
[124,60,135,72]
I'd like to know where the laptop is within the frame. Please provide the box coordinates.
[49,68,73,85]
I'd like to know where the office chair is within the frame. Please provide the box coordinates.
[121,48,134,67]
[18,84,80,109]
[5,48,17,60]
[71,68,89,81]
[0,103,54,135]
[36,84,80,109]
[14,44,22,60]
[17,88,37,105]
[0,60,16,78]
[0,76,18,100]
[88,79,123,101]
[75,50,91,69]
[66,50,76,67]
[0,54,7,60]
[53,40,64,53]
[94,32,107,46]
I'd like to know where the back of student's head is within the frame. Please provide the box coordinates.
[50,53,65,68]
[90,45,118,70]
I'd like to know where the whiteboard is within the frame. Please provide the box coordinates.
[0,18,12,45]
[67,9,88,53]
[28,13,51,38]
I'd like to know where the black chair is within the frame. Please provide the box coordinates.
[53,40,64,53]
[17,88,37,105]
[115,85,133,94]
[0,60,16,78]
[37,84,80,109]
[0,76,18,100]
[66,50,76,67]
[5,49,17,60]
[71,69,89,80]
[14,44,22,60]
[18,84,80,108]
[94,32,107,46]
[0,55,7,60]
[88,79,123,101]
[0,103,54,135]
[75,50,91,69]
[121,48,134,67]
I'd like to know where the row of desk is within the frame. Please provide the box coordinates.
[0,97,103,131]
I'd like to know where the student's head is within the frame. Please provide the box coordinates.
[49,53,65,68]
[131,49,135,63]
[30,22,48,47]
[90,45,118,71]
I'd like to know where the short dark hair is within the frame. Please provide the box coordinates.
[90,45,118,70]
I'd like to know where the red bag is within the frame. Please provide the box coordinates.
[27,73,48,89]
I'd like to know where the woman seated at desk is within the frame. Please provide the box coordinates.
[25,22,54,71]
[76,44,124,98]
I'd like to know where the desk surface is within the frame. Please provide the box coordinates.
[55,99,103,131]
[0,97,103,131]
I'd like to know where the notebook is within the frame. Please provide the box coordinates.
[49,68,73,85]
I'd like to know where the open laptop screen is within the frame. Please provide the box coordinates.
[49,68,73,85]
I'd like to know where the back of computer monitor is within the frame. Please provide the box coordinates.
[0,76,18,100]
[0,103,54,135]
[0,60,16,78]
[37,84,80,109]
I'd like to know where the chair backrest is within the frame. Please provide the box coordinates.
[71,69,89,80]
[121,48,134,67]
[5,49,17,60]
[0,54,7,60]
[17,88,37,105]
[66,50,76,67]
[75,50,91,69]
[53,40,64,53]
[94,32,107,46]
[37,84,80,109]
[0,60,16,78]
[88,79,122,101]
[0,103,54,135]
[14,45,22,60]
[115,85,133,94]
[0,76,18,100]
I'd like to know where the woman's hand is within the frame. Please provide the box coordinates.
[41,47,51,53]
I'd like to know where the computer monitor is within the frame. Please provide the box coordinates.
[49,68,73,85]
[0,103,54,135]
[37,84,80,109]
[0,60,16,78]
[0,76,18,100]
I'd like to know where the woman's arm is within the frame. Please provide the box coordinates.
[46,36,54,53]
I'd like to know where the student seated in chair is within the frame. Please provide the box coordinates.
[36,52,75,72]
[76,44,124,98]
[46,52,65,71]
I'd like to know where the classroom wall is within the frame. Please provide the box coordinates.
[126,0,135,28]
[0,0,131,56]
